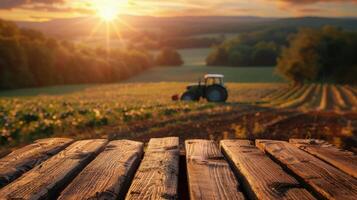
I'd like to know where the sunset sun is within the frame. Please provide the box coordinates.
[98,6,118,21]
[93,0,124,21]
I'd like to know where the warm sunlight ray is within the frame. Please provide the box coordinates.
[98,7,118,21]
[92,0,126,21]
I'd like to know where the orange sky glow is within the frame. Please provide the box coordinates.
[0,0,356,22]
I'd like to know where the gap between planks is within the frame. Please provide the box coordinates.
[125,137,180,200]
[58,140,144,200]
[289,139,357,179]
[221,140,315,200]
[256,140,357,200]
[186,139,245,200]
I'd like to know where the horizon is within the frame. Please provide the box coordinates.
[0,0,356,22]
[9,15,357,23]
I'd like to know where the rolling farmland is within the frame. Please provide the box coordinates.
[128,48,283,83]
[0,82,356,156]
[263,84,357,112]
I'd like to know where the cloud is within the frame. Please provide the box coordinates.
[20,4,94,14]
[0,0,65,9]
[276,0,357,5]
[297,8,324,13]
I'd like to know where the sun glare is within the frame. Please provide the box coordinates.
[98,6,118,21]
[93,0,124,22]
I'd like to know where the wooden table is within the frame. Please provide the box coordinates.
[0,137,356,200]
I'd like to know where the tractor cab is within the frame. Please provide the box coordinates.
[181,74,228,102]
[203,74,225,86]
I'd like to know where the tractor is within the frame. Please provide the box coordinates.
[180,74,228,102]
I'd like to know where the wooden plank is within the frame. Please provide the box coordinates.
[58,140,143,200]
[0,139,107,200]
[186,140,245,200]
[0,138,73,187]
[290,139,357,179]
[125,137,179,200]
[256,140,357,200]
[221,140,315,200]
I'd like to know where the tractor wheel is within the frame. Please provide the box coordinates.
[181,91,199,101]
[206,85,228,102]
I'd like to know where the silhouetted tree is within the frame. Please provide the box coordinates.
[277,26,357,84]
[206,28,286,66]
[206,46,228,66]
[156,48,183,66]
[0,19,155,89]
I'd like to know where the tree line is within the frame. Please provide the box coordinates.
[128,33,223,50]
[206,26,357,84]
[0,19,154,89]
[206,28,295,67]
[277,26,357,84]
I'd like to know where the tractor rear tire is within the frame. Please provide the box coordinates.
[206,85,228,102]
[181,91,199,101]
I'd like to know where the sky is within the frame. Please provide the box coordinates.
[0,0,356,22]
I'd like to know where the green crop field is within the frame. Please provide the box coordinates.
[0,83,281,153]
[1,82,356,155]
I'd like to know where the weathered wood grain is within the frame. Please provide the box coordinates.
[125,137,179,200]
[0,138,73,187]
[290,139,357,179]
[186,140,245,200]
[0,139,108,200]
[221,140,315,200]
[256,140,357,200]
[58,140,143,200]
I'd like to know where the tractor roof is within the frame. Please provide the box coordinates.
[204,74,224,79]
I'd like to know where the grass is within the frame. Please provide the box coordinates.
[130,48,284,83]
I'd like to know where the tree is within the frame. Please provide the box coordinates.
[155,48,183,66]
[0,37,34,88]
[276,26,357,84]
[252,42,278,66]
[206,28,289,67]
[206,46,228,66]
[0,20,19,37]
[22,40,55,86]
[0,19,155,89]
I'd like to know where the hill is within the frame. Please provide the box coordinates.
[15,16,357,39]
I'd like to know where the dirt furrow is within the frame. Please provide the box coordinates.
[306,84,323,109]
[108,105,269,140]
[331,85,348,111]
[345,85,357,97]
[278,84,316,109]
[265,86,293,101]
[268,85,302,106]
[336,86,357,111]
[319,84,330,111]
[346,86,357,95]
[287,84,310,100]
[326,85,342,112]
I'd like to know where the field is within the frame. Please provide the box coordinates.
[1,46,356,156]
[264,84,357,112]
[1,82,356,157]
[129,48,284,83]
[0,48,356,155]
